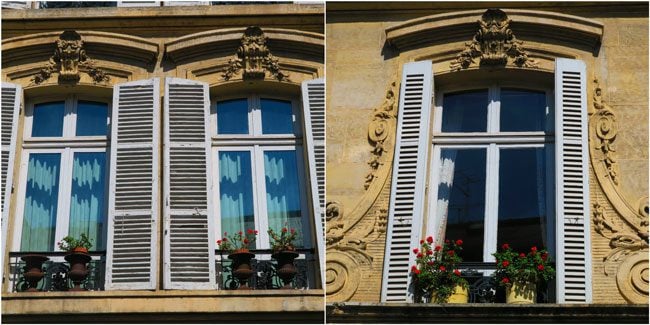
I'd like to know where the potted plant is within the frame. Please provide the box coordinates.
[493,243,556,304]
[217,229,258,290]
[411,236,469,303]
[268,226,299,289]
[58,233,93,291]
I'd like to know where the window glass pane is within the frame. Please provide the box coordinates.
[217,99,249,134]
[264,150,303,246]
[69,152,107,250]
[76,101,108,136]
[500,89,547,132]
[218,151,255,239]
[32,102,64,137]
[441,90,488,132]
[497,147,548,252]
[261,99,294,134]
[439,148,486,261]
[21,153,61,251]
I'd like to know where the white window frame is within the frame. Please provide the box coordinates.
[426,83,556,266]
[210,94,313,249]
[12,95,111,254]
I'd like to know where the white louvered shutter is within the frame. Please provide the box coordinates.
[381,61,433,302]
[163,78,216,289]
[105,78,160,290]
[1,82,21,280]
[554,58,593,303]
[301,78,325,278]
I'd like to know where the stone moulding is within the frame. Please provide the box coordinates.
[221,26,288,82]
[449,9,538,71]
[31,31,109,85]
[385,9,603,55]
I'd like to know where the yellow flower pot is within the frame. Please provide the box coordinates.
[432,285,468,303]
[506,281,537,304]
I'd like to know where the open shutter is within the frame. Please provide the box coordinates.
[301,78,325,278]
[105,78,160,290]
[554,58,593,303]
[1,82,21,280]
[381,61,433,302]
[163,78,216,289]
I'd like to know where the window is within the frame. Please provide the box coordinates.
[428,85,554,262]
[212,95,311,248]
[13,95,110,252]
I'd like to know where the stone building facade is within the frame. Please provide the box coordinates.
[325,1,648,318]
[1,2,324,322]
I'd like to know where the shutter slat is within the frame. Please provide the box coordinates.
[163,77,216,289]
[381,61,433,303]
[301,78,325,284]
[106,78,160,290]
[554,58,592,304]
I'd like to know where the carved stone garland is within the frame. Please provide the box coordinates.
[32,31,109,85]
[222,26,289,82]
[325,82,397,301]
[590,78,649,303]
[450,9,538,71]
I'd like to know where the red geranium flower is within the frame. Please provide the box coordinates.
[445,239,450,244]
[455,239,463,246]
[447,250,455,256]
[411,265,417,272]
[426,250,433,256]
[439,266,446,271]
[420,239,425,245]
[238,231,243,235]
[414,269,421,275]
[243,238,249,244]
[427,236,434,244]
[434,245,442,252]
[413,248,419,254]
[531,246,538,252]
[217,240,222,244]
[502,243,510,250]
[290,228,295,234]
[454,269,461,276]
[502,260,510,267]
[247,229,254,234]
[222,238,228,242]
[541,253,548,261]
[416,253,423,258]
[502,277,510,284]
[519,253,526,258]
[282,227,288,233]
[427,261,434,266]
[254,230,259,234]
[537,264,544,271]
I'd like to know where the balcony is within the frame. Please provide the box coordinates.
[8,248,320,292]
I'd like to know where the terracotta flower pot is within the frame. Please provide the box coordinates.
[432,284,468,303]
[71,247,89,254]
[506,281,537,304]
[21,254,50,292]
[65,252,92,291]
[272,250,299,289]
[228,251,255,290]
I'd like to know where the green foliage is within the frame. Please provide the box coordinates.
[216,229,258,252]
[268,226,298,252]
[57,233,93,251]
[492,243,556,286]
[411,236,468,303]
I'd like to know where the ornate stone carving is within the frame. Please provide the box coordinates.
[222,26,289,82]
[450,9,538,71]
[593,201,649,303]
[365,82,398,190]
[591,79,620,185]
[32,31,109,85]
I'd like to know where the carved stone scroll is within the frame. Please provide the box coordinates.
[222,26,289,82]
[32,31,109,85]
[365,82,397,190]
[450,9,538,71]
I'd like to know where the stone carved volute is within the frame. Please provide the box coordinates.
[450,9,538,71]
[32,31,109,85]
[365,82,397,190]
[222,26,289,82]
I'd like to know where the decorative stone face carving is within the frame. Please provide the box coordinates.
[32,31,109,85]
[222,26,289,82]
[450,9,538,71]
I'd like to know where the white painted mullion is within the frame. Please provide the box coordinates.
[254,145,270,248]
[10,150,30,252]
[294,147,313,249]
[433,93,443,133]
[63,96,75,138]
[425,145,442,244]
[212,147,223,238]
[23,102,34,140]
[250,95,260,136]
[488,85,499,133]
[54,148,73,251]
[292,98,303,138]
[483,143,499,262]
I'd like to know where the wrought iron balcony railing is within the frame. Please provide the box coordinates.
[215,248,320,290]
[8,251,106,292]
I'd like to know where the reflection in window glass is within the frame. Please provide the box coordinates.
[264,150,303,246]
[500,89,547,132]
[439,148,486,261]
[21,153,61,251]
[69,152,107,250]
[497,148,548,252]
[76,101,108,136]
[217,99,249,134]
[442,90,488,132]
[32,102,65,137]
[218,151,255,238]
[261,99,294,134]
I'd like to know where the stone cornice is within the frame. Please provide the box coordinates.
[385,9,604,53]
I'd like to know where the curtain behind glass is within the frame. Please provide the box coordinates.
[21,153,61,251]
[264,150,303,246]
[69,152,107,250]
[218,151,255,237]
